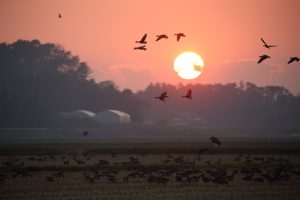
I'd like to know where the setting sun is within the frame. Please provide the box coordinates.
[174,52,204,80]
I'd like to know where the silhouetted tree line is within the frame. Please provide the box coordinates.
[0,40,144,127]
[1,40,299,129]
[137,82,300,129]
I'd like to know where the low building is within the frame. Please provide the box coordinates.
[60,110,96,120]
[56,109,97,128]
[93,109,131,125]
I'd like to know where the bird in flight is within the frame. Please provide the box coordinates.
[287,57,300,64]
[154,91,169,102]
[174,33,186,41]
[209,136,221,146]
[58,14,62,18]
[83,131,88,136]
[182,89,192,100]
[261,38,278,49]
[134,45,146,50]
[257,55,270,64]
[136,33,147,44]
[156,34,168,41]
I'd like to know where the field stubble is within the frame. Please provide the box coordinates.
[1,138,300,200]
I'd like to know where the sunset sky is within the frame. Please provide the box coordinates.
[1,0,300,93]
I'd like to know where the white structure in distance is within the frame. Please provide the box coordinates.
[59,110,96,120]
[58,109,131,125]
[93,109,131,125]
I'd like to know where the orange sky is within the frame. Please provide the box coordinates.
[1,0,300,93]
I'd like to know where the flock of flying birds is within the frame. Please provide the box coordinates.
[56,14,299,102]
[152,37,300,103]
[57,13,299,64]
[134,33,186,50]
[134,32,187,101]
[154,89,191,102]
[258,37,299,64]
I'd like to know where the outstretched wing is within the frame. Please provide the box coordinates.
[156,34,168,41]
[215,138,221,145]
[261,38,268,46]
[134,45,146,50]
[161,91,167,97]
[187,89,192,97]
[140,33,147,42]
[210,136,221,146]
[288,58,293,64]
[257,56,265,64]
[288,57,297,64]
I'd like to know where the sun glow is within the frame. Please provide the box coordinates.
[174,52,204,80]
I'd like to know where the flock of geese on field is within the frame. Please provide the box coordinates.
[1,135,299,186]
[1,144,300,185]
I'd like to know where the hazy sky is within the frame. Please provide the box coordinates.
[1,0,300,93]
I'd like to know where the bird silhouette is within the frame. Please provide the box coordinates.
[154,91,169,102]
[209,136,221,146]
[58,14,62,18]
[257,55,270,64]
[287,57,300,64]
[182,89,192,100]
[83,131,88,136]
[134,45,146,50]
[156,34,168,41]
[136,33,147,44]
[261,38,278,49]
[174,33,186,41]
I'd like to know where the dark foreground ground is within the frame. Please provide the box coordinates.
[0,128,300,200]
